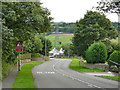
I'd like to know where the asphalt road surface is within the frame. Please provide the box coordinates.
[32,59,119,89]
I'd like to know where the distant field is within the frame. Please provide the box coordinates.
[46,34,74,47]
[47,34,119,48]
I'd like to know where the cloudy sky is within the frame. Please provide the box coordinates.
[40,0,118,23]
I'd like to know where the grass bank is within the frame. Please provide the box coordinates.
[12,61,43,88]
[69,58,104,72]
[101,75,120,80]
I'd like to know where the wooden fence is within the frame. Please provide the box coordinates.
[108,60,120,74]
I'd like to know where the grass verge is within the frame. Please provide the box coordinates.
[12,61,43,88]
[100,75,120,80]
[69,59,104,72]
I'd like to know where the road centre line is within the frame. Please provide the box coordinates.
[52,60,106,90]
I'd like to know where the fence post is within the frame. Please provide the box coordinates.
[108,60,111,72]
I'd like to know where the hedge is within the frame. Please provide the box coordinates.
[19,53,31,60]
[31,53,42,58]
[86,42,107,64]
[109,50,120,64]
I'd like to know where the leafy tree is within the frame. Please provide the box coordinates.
[95,0,120,14]
[2,2,53,63]
[109,50,120,64]
[72,11,118,58]
[23,35,43,53]
[86,42,107,63]
[38,35,52,56]
[62,43,73,57]
[2,2,53,41]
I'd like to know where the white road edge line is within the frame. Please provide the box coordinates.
[52,60,105,89]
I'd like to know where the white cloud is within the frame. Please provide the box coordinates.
[40,0,118,22]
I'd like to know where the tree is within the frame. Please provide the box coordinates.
[95,0,120,14]
[2,2,53,41]
[72,11,118,58]
[38,35,52,56]
[109,50,120,64]
[2,2,53,63]
[86,42,107,63]
[23,35,43,53]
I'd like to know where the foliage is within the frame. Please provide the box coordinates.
[2,61,15,80]
[109,50,120,64]
[19,53,31,60]
[38,35,52,56]
[2,2,52,64]
[31,53,42,58]
[2,25,18,63]
[23,35,43,53]
[86,42,107,63]
[49,22,76,34]
[69,59,104,72]
[95,0,120,14]
[72,11,118,58]
[2,2,53,41]
[12,61,43,88]
[110,42,120,51]
[112,22,120,32]
[62,43,74,57]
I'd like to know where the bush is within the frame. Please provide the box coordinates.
[31,53,42,58]
[17,53,31,60]
[109,50,120,64]
[2,61,15,80]
[86,42,107,64]
[111,42,120,51]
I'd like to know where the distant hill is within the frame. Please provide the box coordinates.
[47,22,119,35]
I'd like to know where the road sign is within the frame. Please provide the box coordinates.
[16,41,23,52]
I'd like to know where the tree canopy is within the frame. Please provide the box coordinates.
[2,2,53,63]
[72,11,118,58]
[95,0,120,14]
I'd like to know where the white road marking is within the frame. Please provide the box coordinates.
[37,72,55,74]
[52,60,104,89]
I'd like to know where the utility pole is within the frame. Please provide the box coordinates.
[45,33,47,57]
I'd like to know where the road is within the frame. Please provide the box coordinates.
[32,59,119,89]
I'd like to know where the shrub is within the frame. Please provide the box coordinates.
[2,61,15,80]
[109,50,120,64]
[86,42,107,63]
[17,53,31,60]
[31,53,42,58]
[111,42,120,51]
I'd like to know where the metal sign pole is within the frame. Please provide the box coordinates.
[18,52,20,71]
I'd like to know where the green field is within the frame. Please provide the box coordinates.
[46,34,74,48]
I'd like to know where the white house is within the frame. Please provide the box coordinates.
[49,48,64,57]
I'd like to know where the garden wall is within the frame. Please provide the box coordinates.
[84,63,109,72]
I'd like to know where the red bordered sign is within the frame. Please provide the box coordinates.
[16,41,23,52]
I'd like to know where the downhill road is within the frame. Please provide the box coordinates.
[32,59,119,89]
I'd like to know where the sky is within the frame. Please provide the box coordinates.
[40,0,118,23]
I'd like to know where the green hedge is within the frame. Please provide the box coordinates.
[31,53,42,58]
[86,42,107,64]
[111,42,120,51]
[109,50,120,64]
[19,53,31,60]
[2,61,15,80]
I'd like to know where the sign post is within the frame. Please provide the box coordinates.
[16,41,23,71]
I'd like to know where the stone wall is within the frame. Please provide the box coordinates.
[84,63,109,72]
[31,57,44,61]
[21,59,31,63]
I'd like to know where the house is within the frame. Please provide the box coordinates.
[49,48,64,58]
